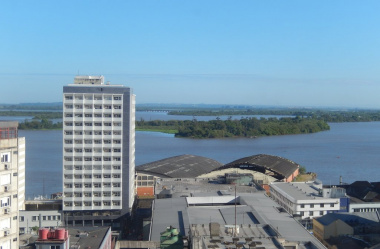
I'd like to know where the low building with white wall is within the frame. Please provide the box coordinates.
[270,180,349,227]
[19,210,63,234]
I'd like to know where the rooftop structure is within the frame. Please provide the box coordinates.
[35,228,69,248]
[34,226,112,249]
[150,192,326,249]
[155,177,259,199]
[73,75,105,85]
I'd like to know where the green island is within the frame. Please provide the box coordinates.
[168,109,380,123]
[137,117,329,138]
[3,103,380,138]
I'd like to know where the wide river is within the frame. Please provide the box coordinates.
[5,112,379,199]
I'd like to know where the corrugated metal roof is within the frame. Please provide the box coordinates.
[136,154,223,178]
[218,154,299,179]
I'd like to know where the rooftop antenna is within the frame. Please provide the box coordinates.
[42,175,45,198]
[234,184,237,236]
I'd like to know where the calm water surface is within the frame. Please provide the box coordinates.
[15,113,380,199]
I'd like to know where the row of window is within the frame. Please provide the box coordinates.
[300,211,325,216]
[65,113,122,118]
[137,181,154,186]
[64,182,121,188]
[64,201,120,207]
[65,95,122,101]
[271,188,293,207]
[300,203,335,208]
[64,156,121,162]
[64,191,121,197]
[65,104,122,110]
[21,215,61,222]
[65,122,122,127]
[64,148,121,153]
[64,139,121,145]
[137,175,154,180]
[0,127,18,140]
[64,165,121,170]
[65,131,121,136]
[64,174,121,179]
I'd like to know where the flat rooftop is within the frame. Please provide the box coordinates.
[68,226,110,248]
[151,192,325,248]
[270,181,339,202]
[156,178,259,198]
[137,154,223,178]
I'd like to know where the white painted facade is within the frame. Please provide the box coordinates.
[19,210,62,234]
[0,121,25,249]
[349,202,380,213]
[62,76,135,216]
[270,181,344,220]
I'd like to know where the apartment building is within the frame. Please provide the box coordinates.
[62,76,135,226]
[0,121,26,248]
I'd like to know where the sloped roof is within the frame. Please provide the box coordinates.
[316,212,379,226]
[136,154,223,178]
[345,181,380,201]
[68,226,111,248]
[215,154,299,180]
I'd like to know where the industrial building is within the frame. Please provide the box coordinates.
[62,76,136,227]
[136,154,301,198]
[136,154,223,198]
[0,121,25,249]
[208,154,300,183]
[313,212,380,248]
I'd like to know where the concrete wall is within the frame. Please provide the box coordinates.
[19,210,63,234]
[324,220,353,239]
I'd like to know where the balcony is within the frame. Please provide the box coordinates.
[93,100,103,105]
[112,108,122,114]
[112,126,122,131]
[63,196,75,202]
[64,117,74,122]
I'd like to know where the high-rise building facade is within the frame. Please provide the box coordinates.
[0,121,25,248]
[62,76,135,226]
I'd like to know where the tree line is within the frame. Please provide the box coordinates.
[14,108,380,135]
[168,109,380,123]
[137,117,330,138]
[18,119,62,130]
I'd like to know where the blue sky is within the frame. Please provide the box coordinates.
[1,1,380,108]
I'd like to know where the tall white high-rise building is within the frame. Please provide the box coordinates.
[62,76,135,226]
[0,121,25,249]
